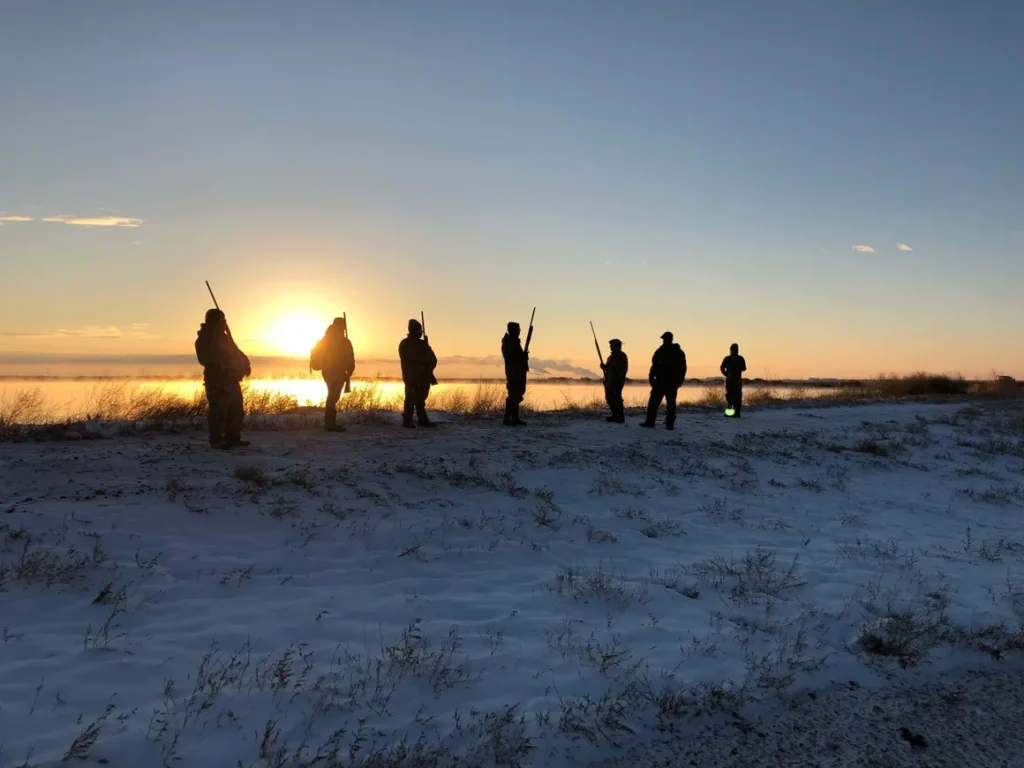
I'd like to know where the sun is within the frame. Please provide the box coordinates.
[264,313,327,357]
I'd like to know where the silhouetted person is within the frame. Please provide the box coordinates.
[639,331,687,430]
[720,342,746,418]
[502,321,529,426]
[601,338,628,423]
[311,317,355,432]
[195,308,251,449]
[398,318,438,428]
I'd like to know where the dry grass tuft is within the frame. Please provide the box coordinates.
[0,389,48,437]
[430,382,508,416]
[3,372,1022,440]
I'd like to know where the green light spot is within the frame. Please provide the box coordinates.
[724,408,736,417]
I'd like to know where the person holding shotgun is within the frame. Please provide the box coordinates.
[195,286,251,449]
[590,322,628,424]
[601,339,629,423]
[502,310,533,427]
[398,314,438,428]
[310,315,356,432]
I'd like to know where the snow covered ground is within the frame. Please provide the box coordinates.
[2,401,1024,767]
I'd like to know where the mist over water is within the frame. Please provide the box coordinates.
[0,378,833,420]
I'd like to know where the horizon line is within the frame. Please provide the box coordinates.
[0,353,1014,382]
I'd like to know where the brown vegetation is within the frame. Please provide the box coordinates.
[875,372,970,397]
[1,373,1021,439]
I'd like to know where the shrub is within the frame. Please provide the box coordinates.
[875,372,969,397]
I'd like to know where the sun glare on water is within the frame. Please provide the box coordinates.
[264,314,327,357]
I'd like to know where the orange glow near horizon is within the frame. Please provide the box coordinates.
[260,313,326,358]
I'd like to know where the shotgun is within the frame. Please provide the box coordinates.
[342,312,351,394]
[419,311,439,385]
[205,281,232,338]
[590,321,605,382]
[524,307,536,356]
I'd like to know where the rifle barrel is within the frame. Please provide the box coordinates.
[204,281,232,337]
[205,281,219,310]
[590,321,604,367]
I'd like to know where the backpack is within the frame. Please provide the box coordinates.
[310,339,325,372]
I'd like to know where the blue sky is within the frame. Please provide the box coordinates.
[1,1,1021,378]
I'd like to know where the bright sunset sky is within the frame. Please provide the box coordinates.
[1,3,1022,379]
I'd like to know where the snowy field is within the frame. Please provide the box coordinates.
[2,401,1024,767]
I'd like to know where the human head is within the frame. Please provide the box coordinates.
[507,321,521,338]
[609,339,622,351]
[408,318,422,337]
[205,308,226,329]
[660,331,673,344]
[333,317,347,331]
[730,343,739,355]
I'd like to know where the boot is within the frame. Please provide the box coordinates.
[638,421,655,428]
[510,401,526,426]
[402,421,416,429]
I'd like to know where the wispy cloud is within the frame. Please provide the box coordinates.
[0,323,157,340]
[852,245,875,253]
[43,215,142,228]
[440,354,598,378]
[0,214,33,225]
[897,243,913,252]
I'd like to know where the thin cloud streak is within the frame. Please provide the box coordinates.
[852,245,875,253]
[42,215,143,228]
[897,243,913,252]
[0,214,34,225]
[440,354,598,378]
[0,352,599,378]
[0,324,157,340]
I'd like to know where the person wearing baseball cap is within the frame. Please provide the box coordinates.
[639,331,687,430]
